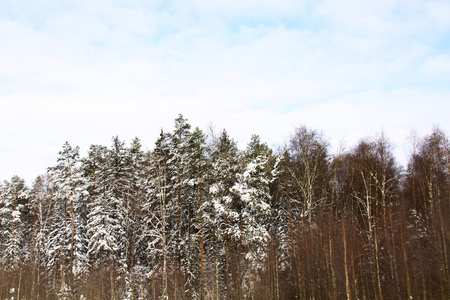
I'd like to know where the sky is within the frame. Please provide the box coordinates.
[1,0,449,184]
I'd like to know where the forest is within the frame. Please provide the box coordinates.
[0,114,449,300]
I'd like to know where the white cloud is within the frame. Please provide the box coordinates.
[424,55,450,75]
[0,0,449,183]
[425,1,450,30]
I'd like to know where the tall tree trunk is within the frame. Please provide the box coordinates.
[17,266,22,300]
[329,157,338,299]
[342,218,351,300]
[31,217,37,298]
[110,254,115,300]
[238,215,243,300]
[176,178,181,300]
[248,257,254,300]
[37,254,41,300]
[199,173,204,300]
[71,196,74,287]
[285,167,302,299]
[225,214,229,298]
[274,242,280,300]
[400,225,412,299]
[162,186,168,299]
[388,207,401,300]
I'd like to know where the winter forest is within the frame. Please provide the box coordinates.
[0,114,449,300]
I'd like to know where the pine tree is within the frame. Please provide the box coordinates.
[48,142,89,297]
[87,137,132,300]
[122,137,146,299]
[0,176,29,271]
[136,130,175,299]
[231,135,276,298]
[0,176,29,300]
[206,129,240,298]
[169,114,194,297]
[186,126,210,299]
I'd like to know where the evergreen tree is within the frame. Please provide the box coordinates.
[136,130,175,299]
[0,176,29,271]
[28,174,54,299]
[0,176,30,300]
[87,137,132,299]
[46,142,88,298]
[231,135,276,298]
[123,137,146,299]
[186,126,210,298]
[169,114,194,297]
[206,129,240,298]
[48,142,89,296]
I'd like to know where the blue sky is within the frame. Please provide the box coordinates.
[1,0,449,183]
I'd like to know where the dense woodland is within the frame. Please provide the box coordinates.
[0,114,449,300]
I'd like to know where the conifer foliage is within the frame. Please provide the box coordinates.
[0,116,449,299]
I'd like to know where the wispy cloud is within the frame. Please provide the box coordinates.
[1,0,449,183]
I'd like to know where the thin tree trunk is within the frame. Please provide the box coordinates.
[152,273,156,300]
[0,271,4,300]
[388,207,401,300]
[174,254,178,300]
[71,196,74,287]
[342,218,351,300]
[31,218,37,298]
[225,214,229,298]
[61,252,66,298]
[328,212,337,300]
[275,246,280,300]
[238,218,243,300]
[199,173,204,300]
[101,260,104,300]
[214,255,218,300]
[351,233,361,300]
[400,225,412,299]
[373,223,383,300]
[285,166,302,299]
[17,266,22,300]
[156,162,168,299]
[248,257,254,300]
[176,178,181,300]
[37,254,41,300]
[110,255,115,300]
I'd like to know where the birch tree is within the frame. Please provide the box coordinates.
[286,126,329,224]
[403,127,450,296]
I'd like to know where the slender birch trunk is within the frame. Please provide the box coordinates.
[342,218,351,300]
[400,225,412,299]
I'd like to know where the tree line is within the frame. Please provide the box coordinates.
[0,114,449,299]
